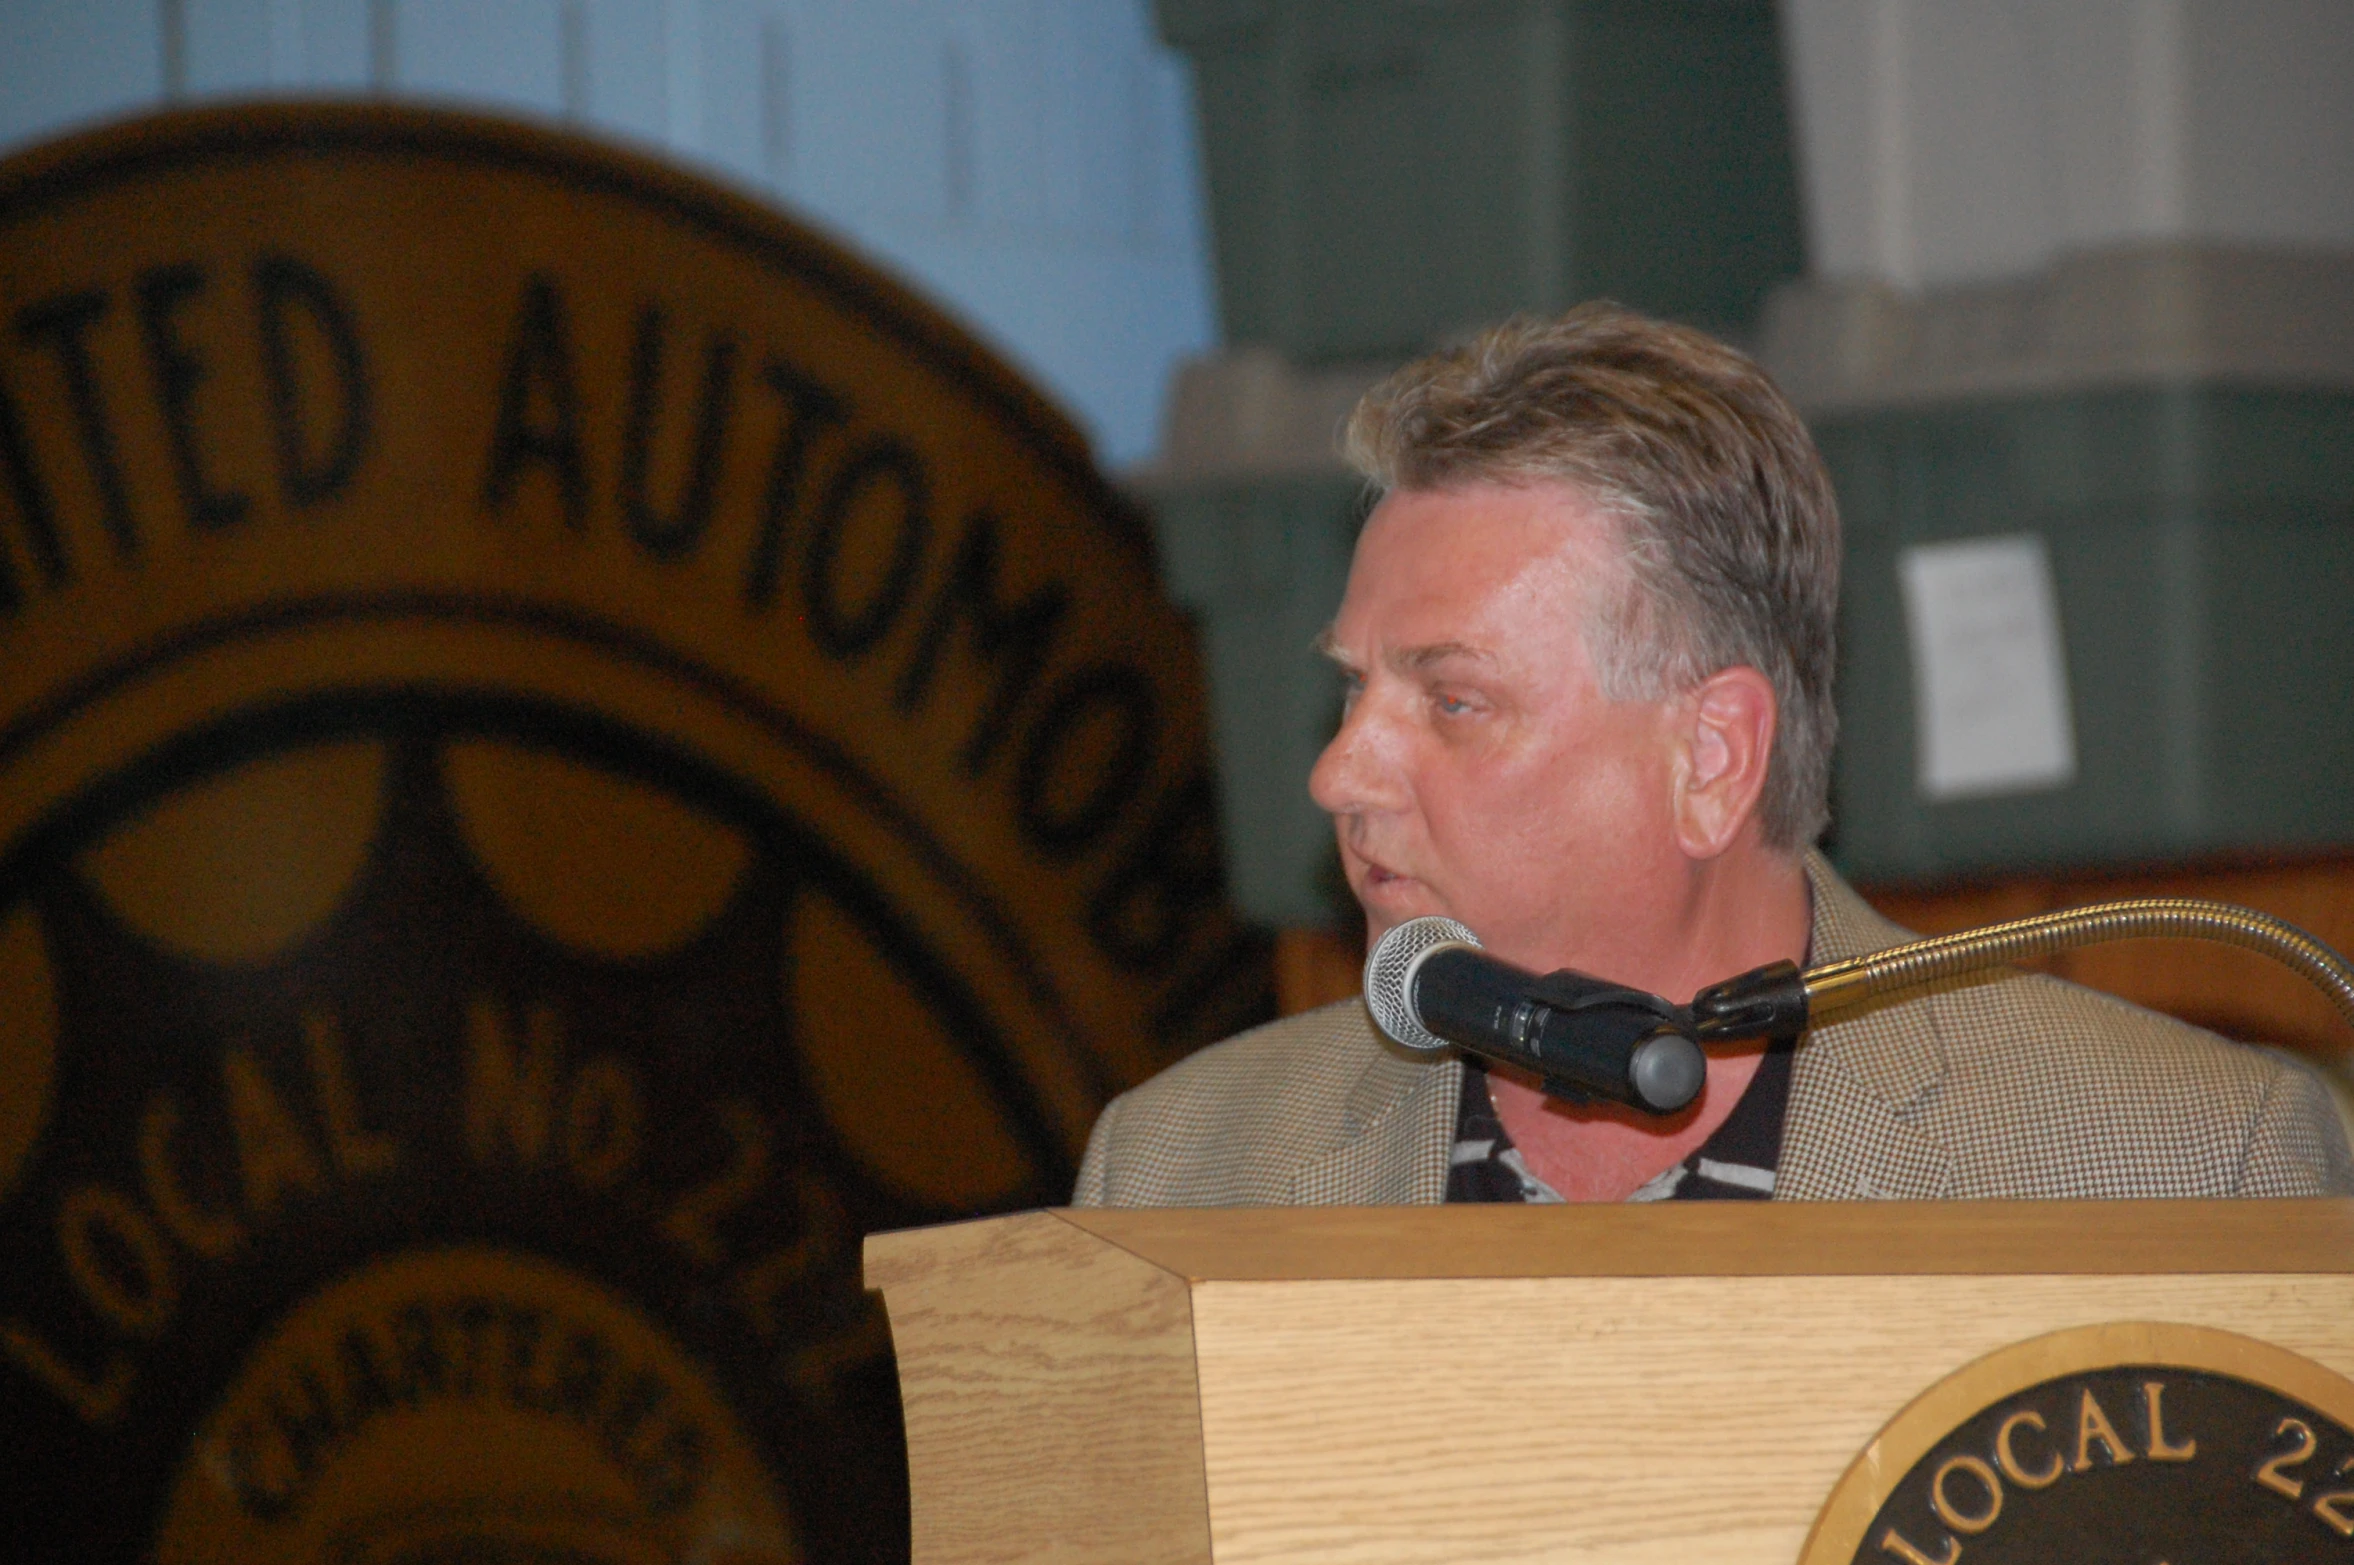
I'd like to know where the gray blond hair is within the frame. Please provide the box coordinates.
[1343,303,1840,850]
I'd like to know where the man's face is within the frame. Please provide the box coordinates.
[1309,481,1688,978]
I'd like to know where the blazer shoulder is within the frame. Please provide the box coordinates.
[1919,969,2354,1197]
[1074,1000,1430,1207]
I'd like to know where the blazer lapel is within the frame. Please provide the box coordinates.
[1285,1035,1459,1205]
[1778,857,1958,1200]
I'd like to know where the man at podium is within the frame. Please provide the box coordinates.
[1077,305,2353,1208]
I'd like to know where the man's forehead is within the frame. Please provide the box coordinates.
[1358,482,1619,580]
[1321,485,1616,657]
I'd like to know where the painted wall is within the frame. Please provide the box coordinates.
[1784,0,2354,289]
[0,0,1218,469]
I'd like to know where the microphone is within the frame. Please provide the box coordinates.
[1362,898,2354,1118]
[1362,916,1707,1115]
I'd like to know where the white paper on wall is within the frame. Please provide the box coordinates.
[1898,533,2078,801]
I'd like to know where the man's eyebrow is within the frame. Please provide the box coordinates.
[1390,640,1492,673]
[1309,630,1495,672]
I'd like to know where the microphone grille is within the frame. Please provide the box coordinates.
[1362,915,1480,1052]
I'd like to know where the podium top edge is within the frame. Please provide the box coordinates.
[981,1201,2354,1281]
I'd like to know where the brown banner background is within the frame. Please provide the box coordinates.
[0,103,1268,1561]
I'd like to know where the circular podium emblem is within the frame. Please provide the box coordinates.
[0,104,1266,1558]
[1803,1323,2354,1564]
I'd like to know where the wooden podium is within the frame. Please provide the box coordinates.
[865,1202,2354,1562]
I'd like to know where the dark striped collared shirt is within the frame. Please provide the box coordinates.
[1444,1042,1794,1202]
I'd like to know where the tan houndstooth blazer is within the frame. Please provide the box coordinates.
[1074,855,2354,1205]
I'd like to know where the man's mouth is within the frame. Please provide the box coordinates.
[1354,854,1415,900]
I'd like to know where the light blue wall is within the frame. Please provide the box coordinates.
[0,0,1217,469]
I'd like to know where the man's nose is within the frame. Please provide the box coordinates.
[1309,690,1405,818]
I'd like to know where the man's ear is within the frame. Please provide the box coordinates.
[1671,665,1777,860]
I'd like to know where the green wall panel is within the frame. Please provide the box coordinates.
[1143,476,1366,925]
[1160,0,1804,360]
[1821,386,2354,883]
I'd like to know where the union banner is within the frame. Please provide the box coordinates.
[0,102,1268,1561]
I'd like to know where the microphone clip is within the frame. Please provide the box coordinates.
[1689,959,1812,1042]
[1478,967,1707,1114]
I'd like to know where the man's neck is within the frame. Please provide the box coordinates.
[1485,845,1813,1202]
[1646,844,1814,1004]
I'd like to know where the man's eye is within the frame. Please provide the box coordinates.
[1434,692,1472,716]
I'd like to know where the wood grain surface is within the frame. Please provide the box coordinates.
[1063,1198,2354,1279]
[869,1205,2354,1563]
[1187,1270,2354,1563]
[865,1212,1212,1564]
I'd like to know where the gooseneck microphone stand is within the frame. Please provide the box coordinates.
[1691,898,2354,1045]
[1364,898,2354,1118]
